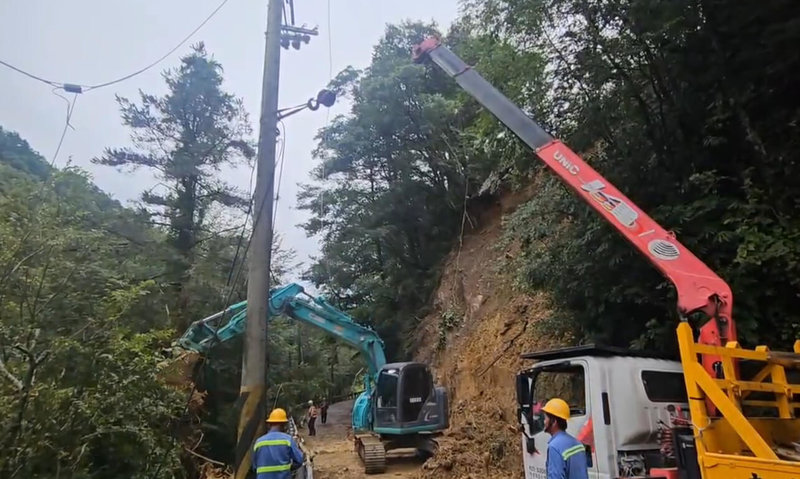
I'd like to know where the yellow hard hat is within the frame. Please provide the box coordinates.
[542,398,570,420]
[266,408,288,423]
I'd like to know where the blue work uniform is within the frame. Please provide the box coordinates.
[546,430,589,479]
[252,430,305,479]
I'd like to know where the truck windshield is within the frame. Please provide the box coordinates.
[532,366,586,417]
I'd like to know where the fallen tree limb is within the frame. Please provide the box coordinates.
[477,320,529,377]
[185,447,226,466]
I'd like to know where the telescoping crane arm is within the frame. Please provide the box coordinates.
[178,283,387,378]
[412,38,735,378]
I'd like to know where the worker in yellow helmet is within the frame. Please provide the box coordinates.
[252,408,304,479]
[542,398,589,479]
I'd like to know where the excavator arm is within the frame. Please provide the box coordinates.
[178,282,387,378]
[412,38,736,379]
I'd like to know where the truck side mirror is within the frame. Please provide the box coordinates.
[526,436,537,454]
[516,374,531,407]
[516,374,537,437]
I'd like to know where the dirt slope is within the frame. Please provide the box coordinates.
[411,186,566,479]
[308,185,562,479]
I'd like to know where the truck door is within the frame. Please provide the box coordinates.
[519,361,595,479]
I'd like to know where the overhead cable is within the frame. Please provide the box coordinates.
[0,0,231,93]
[81,0,231,91]
[0,59,60,87]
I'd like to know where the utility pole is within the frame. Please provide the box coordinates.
[235,0,283,477]
[234,0,327,474]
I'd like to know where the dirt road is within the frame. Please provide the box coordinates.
[300,400,425,479]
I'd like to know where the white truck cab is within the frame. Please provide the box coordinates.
[515,346,694,479]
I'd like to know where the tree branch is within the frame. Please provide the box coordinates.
[0,356,23,390]
[0,246,46,290]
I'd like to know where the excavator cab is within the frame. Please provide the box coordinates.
[372,362,449,434]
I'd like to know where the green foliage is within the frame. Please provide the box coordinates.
[0,43,353,477]
[437,309,461,351]
[298,21,548,359]
[471,0,800,350]
[0,131,185,477]
[93,42,255,329]
[0,127,51,180]
[302,2,800,358]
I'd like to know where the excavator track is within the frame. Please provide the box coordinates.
[356,434,386,474]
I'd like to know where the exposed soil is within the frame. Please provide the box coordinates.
[306,400,426,479]
[312,184,566,479]
[411,185,567,479]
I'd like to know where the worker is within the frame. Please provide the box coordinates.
[542,398,589,479]
[320,397,329,424]
[306,400,318,436]
[252,408,304,479]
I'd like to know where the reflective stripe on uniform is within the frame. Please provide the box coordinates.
[254,439,291,451]
[562,444,585,461]
[256,464,292,473]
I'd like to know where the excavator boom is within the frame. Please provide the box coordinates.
[178,283,449,474]
[412,38,736,377]
[179,283,387,377]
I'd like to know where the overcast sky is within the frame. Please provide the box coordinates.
[0,0,460,286]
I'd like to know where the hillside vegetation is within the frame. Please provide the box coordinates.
[2,0,799,477]
[297,2,800,476]
[304,0,800,356]
[0,45,357,479]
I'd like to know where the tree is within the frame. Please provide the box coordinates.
[94,43,255,327]
[299,3,800,357]
[297,21,548,359]
[0,126,324,478]
[0,129,183,478]
[297,22,471,359]
[468,0,800,350]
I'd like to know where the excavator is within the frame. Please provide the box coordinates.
[413,38,800,479]
[177,282,449,474]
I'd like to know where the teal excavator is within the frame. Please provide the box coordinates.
[177,282,449,474]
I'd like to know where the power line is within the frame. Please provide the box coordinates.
[0,0,231,93]
[50,88,78,167]
[0,60,60,87]
[273,121,287,227]
[81,0,231,91]
[327,0,333,81]
[224,157,258,290]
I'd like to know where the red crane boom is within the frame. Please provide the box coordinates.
[412,37,736,379]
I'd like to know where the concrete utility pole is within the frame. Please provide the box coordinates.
[235,0,283,476]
